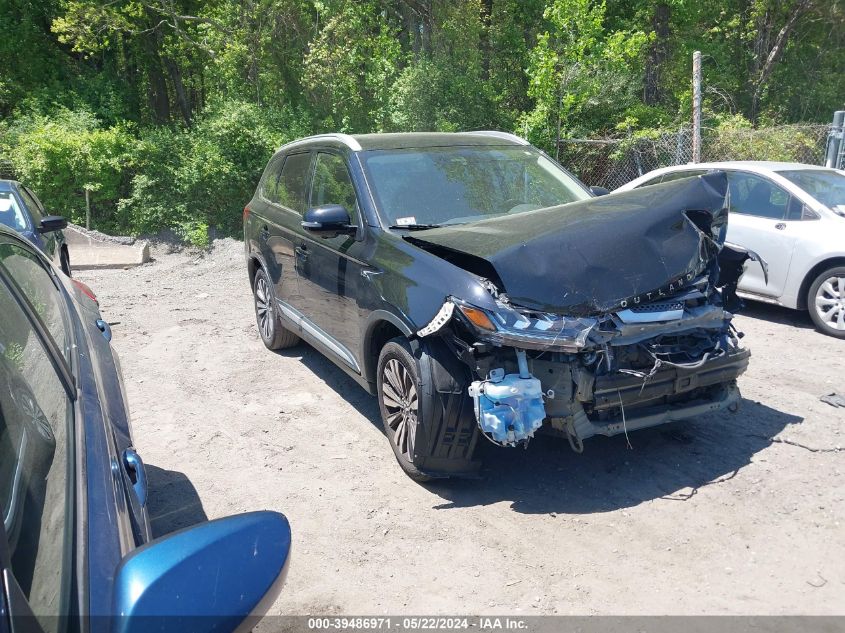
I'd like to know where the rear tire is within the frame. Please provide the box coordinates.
[60,248,71,277]
[376,337,480,482]
[807,266,845,339]
[253,268,300,350]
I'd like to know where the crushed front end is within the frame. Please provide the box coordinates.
[422,285,749,451]
[410,172,759,451]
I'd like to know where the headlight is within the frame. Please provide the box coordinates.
[452,298,600,351]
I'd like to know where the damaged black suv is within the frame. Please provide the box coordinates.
[244,132,757,481]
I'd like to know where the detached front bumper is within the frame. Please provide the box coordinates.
[543,347,749,448]
[590,347,750,412]
[554,380,742,447]
[475,343,750,450]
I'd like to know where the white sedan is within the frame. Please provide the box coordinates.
[617,161,845,337]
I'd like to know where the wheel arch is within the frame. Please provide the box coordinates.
[363,311,413,386]
[797,256,845,310]
[247,253,264,288]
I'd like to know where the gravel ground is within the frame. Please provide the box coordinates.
[76,239,845,616]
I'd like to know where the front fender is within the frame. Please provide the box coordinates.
[365,233,498,332]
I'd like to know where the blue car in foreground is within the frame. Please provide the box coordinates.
[0,224,291,632]
[0,180,72,276]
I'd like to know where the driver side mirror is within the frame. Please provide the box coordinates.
[38,215,68,233]
[111,511,291,631]
[589,186,610,197]
[302,205,355,239]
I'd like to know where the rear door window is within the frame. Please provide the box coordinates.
[277,152,312,215]
[634,170,705,188]
[727,172,789,219]
[785,195,807,221]
[659,170,707,184]
[635,176,664,188]
[259,155,285,205]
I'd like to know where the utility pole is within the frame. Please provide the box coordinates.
[85,188,91,230]
[692,51,702,163]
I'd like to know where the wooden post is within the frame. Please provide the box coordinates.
[85,188,91,230]
[692,50,702,163]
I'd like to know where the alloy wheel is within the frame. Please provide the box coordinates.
[814,275,845,331]
[254,275,274,341]
[381,358,419,459]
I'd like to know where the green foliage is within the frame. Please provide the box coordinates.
[2,109,131,227]
[0,0,842,242]
[302,1,402,131]
[118,100,294,237]
[523,0,649,150]
[389,1,496,132]
[704,114,823,163]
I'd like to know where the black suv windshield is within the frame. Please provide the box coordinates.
[361,146,590,227]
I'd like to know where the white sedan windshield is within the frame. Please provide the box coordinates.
[777,169,845,212]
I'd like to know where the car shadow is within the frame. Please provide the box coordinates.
[272,343,801,515]
[145,464,209,538]
[428,399,801,514]
[740,300,815,330]
[273,343,382,429]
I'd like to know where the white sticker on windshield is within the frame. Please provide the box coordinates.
[395,216,417,226]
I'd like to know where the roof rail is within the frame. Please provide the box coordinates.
[278,133,362,152]
[466,130,530,146]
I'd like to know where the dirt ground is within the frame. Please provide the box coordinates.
[76,239,845,616]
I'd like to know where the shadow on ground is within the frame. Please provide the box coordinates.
[275,343,382,426]
[428,399,801,514]
[274,341,802,516]
[145,464,208,538]
[741,300,815,330]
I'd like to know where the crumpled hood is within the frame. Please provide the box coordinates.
[406,172,730,316]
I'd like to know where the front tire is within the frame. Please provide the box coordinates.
[253,268,300,350]
[376,337,480,482]
[808,266,845,339]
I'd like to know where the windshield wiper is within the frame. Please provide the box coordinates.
[387,223,442,230]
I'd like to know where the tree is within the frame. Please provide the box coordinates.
[523,0,647,150]
[52,0,220,125]
[301,1,402,131]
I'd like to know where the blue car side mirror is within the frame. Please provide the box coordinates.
[111,511,291,633]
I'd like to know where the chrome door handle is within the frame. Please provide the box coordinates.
[775,223,786,230]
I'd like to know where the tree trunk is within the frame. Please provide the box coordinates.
[141,32,171,123]
[644,2,670,105]
[164,57,192,126]
[480,0,493,80]
[749,0,812,123]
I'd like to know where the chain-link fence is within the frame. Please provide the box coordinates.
[558,123,832,190]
